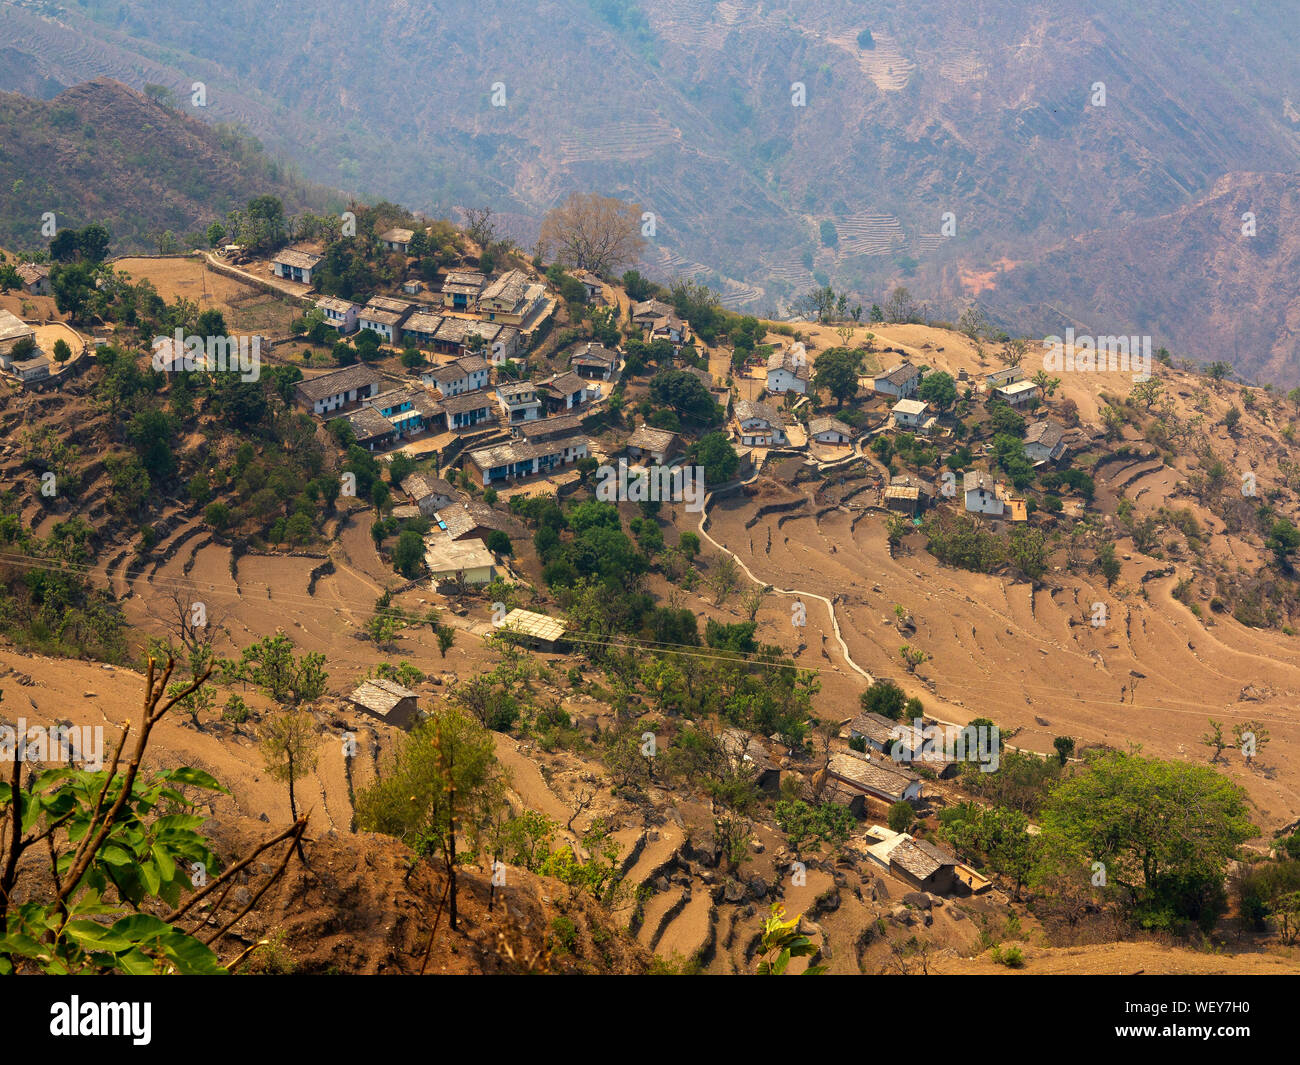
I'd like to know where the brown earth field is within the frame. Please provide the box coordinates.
[113,255,300,335]
[683,320,1300,837]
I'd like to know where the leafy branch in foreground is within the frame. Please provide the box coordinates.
[0,657,306,973]
[756,903,826,975]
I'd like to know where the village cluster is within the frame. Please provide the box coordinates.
[259,225,1084,591]
[0,263,77,387]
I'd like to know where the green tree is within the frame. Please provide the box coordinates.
[392,528,426,578]
[1266,519,1300,571]
[260,711,319,849]
[237,633,328,704]
[690,432,740,484]
[918,371,957,412]
[1096,542,1121,587]
[1037,751,1254,929]
[860,679,906,720]
[811,347,862,406]
[887,801,914,833]
[757,904,826,975]
[356,708,506,930]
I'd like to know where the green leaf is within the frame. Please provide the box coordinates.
[139,860,161,897]
[64,920,133,953]
[152,843,176,881]
[110,913,173,943]
[158,931,227,975]
[158,766,227,793]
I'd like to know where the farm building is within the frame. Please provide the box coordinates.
[270,248,322,285]
[826,751,923,805]
[963,471,1003,516]
[316,296,359,335]
[569,341,620,381]
[442,269,486,312]
[890,398,930,430]
[809,416,854,445]
[348,678,420,729]
[625,425,684,466]
[766,346,809,394]
[1023,419,1068,463]
[424,534,496,587]
[294,365,383,415]
[994,379,1039,409]
[874,362,921,399]
[495,608,567,652]
[888,837,959,894]
[378,227,415,254]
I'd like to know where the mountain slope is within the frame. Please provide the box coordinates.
[2,1,1299,377]
[0,78,338,252]
[981,170,1300,385]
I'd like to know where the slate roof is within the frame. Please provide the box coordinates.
[295,365,382,403]
[349,677,419,717]
[627,425,680,453]
[734,399,780,425]
[876,362,921,387]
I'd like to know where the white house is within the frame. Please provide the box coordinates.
[358,296,416,345]
[401,473,459,516]
[316,296,359,336]
[808,416,854,445]
[424,533,496,587]
[16,263,50,296]
[294,364,384,415]
[733,399,786,447]
[985,366,1024,390]
[963,471,1004,516]
[270,248,322,285]
[422,354,490,397]
[0,310,36,367]
[378,227,415,255]
[995,379,1040,409]
[495,381,543,423]
[874,362,922,399]
[626,425,683,466]
[1023,420,1068,464]
[12,355,51,383]
[766,345,809,394]
[827,752,924,805]
[891,398,930,429]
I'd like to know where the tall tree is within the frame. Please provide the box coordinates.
[356,708,506,930]
[260,712,319,859]
[539,192,646,275]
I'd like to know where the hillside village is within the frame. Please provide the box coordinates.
[3,194,1300,979]
[194,222,1103,594]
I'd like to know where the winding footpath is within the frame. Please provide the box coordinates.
[695,472,1056,761]
[695,474,874,685]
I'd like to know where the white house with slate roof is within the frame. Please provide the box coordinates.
[874,362,921,399]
